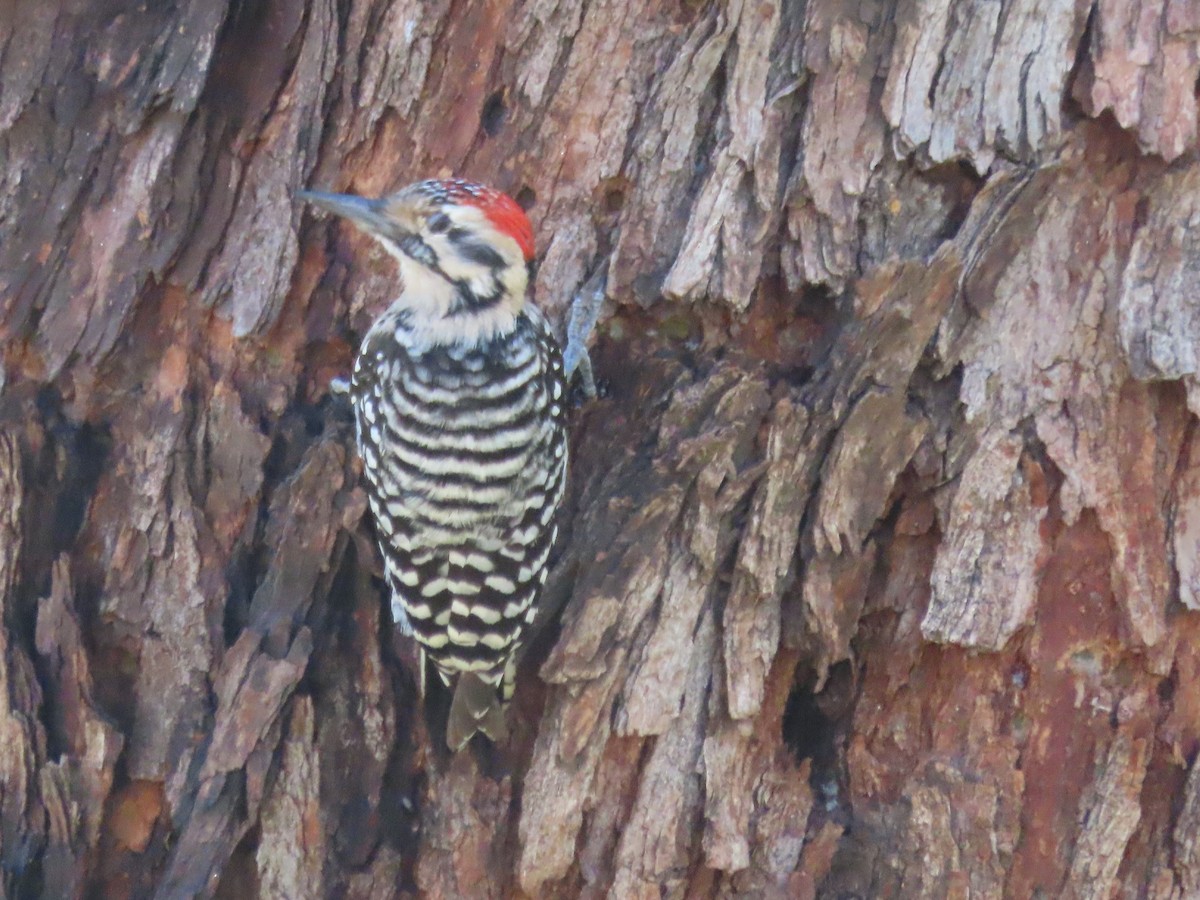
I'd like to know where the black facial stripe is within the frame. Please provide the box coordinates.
[399,233,438,268]
[444,226,508,271]
[450,279,502,313]
[456,240,507,270]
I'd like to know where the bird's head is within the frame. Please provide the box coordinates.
[300,179,535,346]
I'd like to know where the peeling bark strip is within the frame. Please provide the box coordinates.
[724,398,808,720]
[2,0,1200,896]
[924,431,1045,649]
[1078,0,1200,162]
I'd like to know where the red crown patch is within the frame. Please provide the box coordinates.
[429,179,535,262]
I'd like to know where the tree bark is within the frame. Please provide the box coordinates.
[2,0,1198,897]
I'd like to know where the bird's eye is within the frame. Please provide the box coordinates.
[427,212,451,234]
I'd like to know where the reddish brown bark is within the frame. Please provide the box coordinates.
[1,0,1199,897]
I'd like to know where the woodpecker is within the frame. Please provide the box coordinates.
[299,179,568,750]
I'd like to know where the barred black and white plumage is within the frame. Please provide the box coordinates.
[353,307,567,692]
[300,178,568,749]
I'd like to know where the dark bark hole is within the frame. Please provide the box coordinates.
[782,680,834,764]
[4,851,42,900]
[515,186,537,210]
[940,161,986,242]
[602,185,626,213]
[782,661,854,773]
[1158,672,1176,705]
[33,388,111,562]
[261,402,330,491]
[1134,194,1153,228]
[53,424,109,549]
[213,821,262,899]
[1067,2,1097,106]
[481,90,507,137]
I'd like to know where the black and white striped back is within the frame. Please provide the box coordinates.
[351,306,568,692]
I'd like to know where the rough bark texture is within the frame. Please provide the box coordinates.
[1,0,1198,897]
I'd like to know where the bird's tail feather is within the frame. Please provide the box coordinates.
[446,673,507,751]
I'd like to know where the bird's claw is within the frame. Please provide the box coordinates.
[563,268,606,402]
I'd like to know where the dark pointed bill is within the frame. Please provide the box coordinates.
[296,189,390,234]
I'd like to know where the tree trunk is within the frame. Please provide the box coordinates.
[2,0,1198,897]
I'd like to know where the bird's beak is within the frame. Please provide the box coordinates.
[297,189,392,235]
